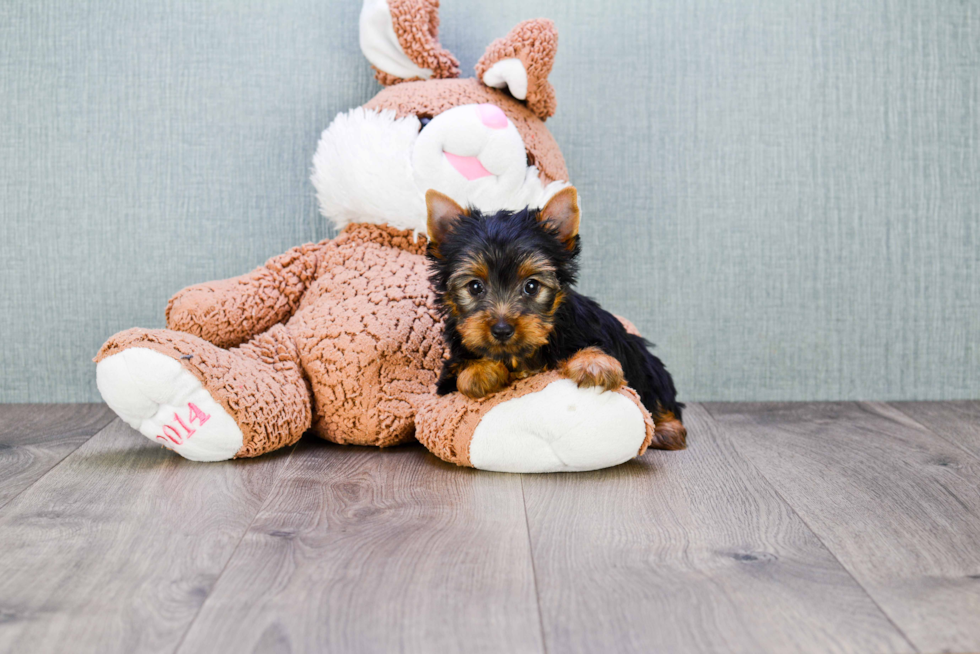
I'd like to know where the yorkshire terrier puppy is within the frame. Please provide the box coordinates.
[425,187,686,448]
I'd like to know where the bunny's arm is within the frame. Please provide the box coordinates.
[165,241,330,348]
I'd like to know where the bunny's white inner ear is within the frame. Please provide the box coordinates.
[359,0,433,80]
[481,58,528,100]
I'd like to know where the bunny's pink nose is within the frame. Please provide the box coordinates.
[476,104,508,129]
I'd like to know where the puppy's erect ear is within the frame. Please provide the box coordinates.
[538,186,580,248]
[426,189,467,244]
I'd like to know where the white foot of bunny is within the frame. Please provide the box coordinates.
[96,348,243,461]
[468,379,647,473]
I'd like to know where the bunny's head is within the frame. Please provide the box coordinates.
[312,0,571,237]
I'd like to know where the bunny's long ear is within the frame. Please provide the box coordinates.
[360,0,460,86]
[475,19,558,119]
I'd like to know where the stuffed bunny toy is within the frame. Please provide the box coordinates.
[95,0,685,472]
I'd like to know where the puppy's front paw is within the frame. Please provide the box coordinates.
[458,359,510,399]
[560,347,624,392]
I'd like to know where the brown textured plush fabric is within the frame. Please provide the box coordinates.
[374,0,460,85]
[475,19,558,120]
[364,78,568,184]
[95,324,312,458]
[289,224,444,446]
[101,223,447,455]
[415,371,656,468]
[166,242,326,349]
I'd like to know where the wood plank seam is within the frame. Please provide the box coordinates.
[703,401,980,652]
[521,475,550,654]
[172,444,544,652]
[0,409,116,514]
[169,439,302,654]
[522,403,916,653]
[886,403,980,465]
[701,404,922,653]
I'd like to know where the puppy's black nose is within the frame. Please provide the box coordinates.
[490,321,515,342]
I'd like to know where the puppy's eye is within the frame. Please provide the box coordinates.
[523,280,540,297]
[418,116,432,130]
[466,280,485,296]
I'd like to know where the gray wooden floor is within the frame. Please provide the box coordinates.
[1,403,979,653]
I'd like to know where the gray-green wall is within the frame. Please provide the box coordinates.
[3,0,978,402]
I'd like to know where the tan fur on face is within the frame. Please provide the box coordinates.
[448,253,490,315]
[560,347,625,392]
[549,289,565,317]
[512,313,552,352]
[517,253,556,282]
[457,359,510,398]
[448,253,489,290]
[458,310,553,361]
[442,294,462,319]
[515,253,561,325]
[458,310,497,354]
[452,251,561,364]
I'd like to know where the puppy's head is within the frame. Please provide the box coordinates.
[425,187,581,364]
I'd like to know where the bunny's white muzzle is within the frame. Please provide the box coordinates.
[311,105,568,237]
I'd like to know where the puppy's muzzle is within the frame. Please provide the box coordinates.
[490,320,515,342]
